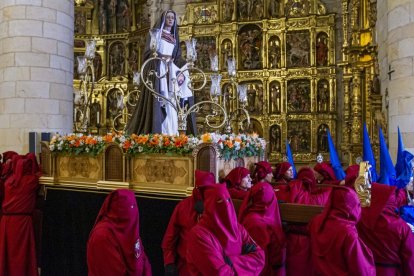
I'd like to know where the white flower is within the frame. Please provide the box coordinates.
[57,145,62,151]
[85,147,90,152]
[70,140,75,145]
[234,141,241,150]
[138,146,143,152]
[97,136,103,142]
[49,144,55,151]
[218,141,224,149]
[119,136,126,143]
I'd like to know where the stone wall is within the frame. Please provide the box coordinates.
[378,0,414,157]
[0,0,74,154]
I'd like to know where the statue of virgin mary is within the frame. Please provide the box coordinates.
[126,10,197,136]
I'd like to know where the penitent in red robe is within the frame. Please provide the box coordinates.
[309,186,375,276]
[0,154,39,276]
[239,182,286,276]
[358,184,414,276]
[187,184,265,275]
[224,167,251,200]
[285,167,331,276]
[162,170,216,275]
[87,189,152,276]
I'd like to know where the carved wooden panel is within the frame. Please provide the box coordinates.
[105,144,123,181]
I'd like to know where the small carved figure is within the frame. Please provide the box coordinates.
[110,43,125,76]
[120,1,132,32]
[317,125,329,152]
[316,35,328,66]
[75,12,86,34]
[269,125,281,153]
[269,0,280,18]
[221,40,233,69]
[238,0,248,19]
[90,99,102,127]
[99,5,107,34]
[223,0,234,21]
[269,82,280,113]
[93,53,102,80]
[268,39,281,69]
[318,81,329,112]
[247,84,256,112]
[128,48,138,73]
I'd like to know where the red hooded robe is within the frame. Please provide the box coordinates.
[273,162,292,202]
[162,170,216,275]
[224,167,251,200]
[309,186,375,276]
[285,167,331,276]
[87,189,152,276]
[0,153,40,276]
[314,162,341,185]
[358,183,414,276]
[187,184,265,275]
[239,182,286,276]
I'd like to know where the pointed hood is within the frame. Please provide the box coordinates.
[378,128,397,185]
[286,140,297,178]
[363,123,377,182]
[394,127,414,188]
[327,130,345,180]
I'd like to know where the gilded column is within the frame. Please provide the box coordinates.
[350,70,362,144]
[0,0,74,153]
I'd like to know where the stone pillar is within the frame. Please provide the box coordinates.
[378,0,414,157]
[0,1,74,153]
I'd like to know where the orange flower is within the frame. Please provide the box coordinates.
[174,134,188,147]
[74,140,81,147]
[200,133,212,143]
[103,134,113,143]
[149,136,159,146]
[234,137,242,143]
[224,140,234,148]
[164,137,171,146]
[85,136,97,145]
[122,140,131,150]
[136,135,149,144]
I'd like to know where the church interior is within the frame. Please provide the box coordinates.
[1,0,414,275]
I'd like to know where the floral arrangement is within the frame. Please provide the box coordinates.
[49,132,266,160]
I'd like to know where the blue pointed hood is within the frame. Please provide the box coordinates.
[394,127,414,188]
[363,123,378,182]
[395,150,414,188]
[286,139,297,178]
[327,130,346,180]
[378,127,397,185]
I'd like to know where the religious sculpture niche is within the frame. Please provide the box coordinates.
[239,25,262,70]
[194,6,218,24]
[268,0,282,18]
[128,46,138,74]
[116,0,132,32]
[316,32,329,67]
[243,81,264,115]
[221,83,233,112]
[90,99,102,127]
[238,0,264,20]
[269,81,281,114]
[109,42,125,77]
[222,0,234,22]
[221,39,233,70]
[244,118,263,137]
[93,53,103,80]
[268,36,281,69]
[106,88,125,130]
[285,0,311,18]
[75,12,86,34]
[286,31,310,68]
[287,79,311,113]
[317,79,329,112]
[287,121,311,152]
[194,37,216,71]
[317,124,329,152]
[269,124,281,153]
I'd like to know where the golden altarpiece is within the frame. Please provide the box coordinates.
[73,0,384,165]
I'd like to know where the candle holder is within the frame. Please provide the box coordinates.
[209,54,250,134]
[74,40,97,133]
[139,32,227,135]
